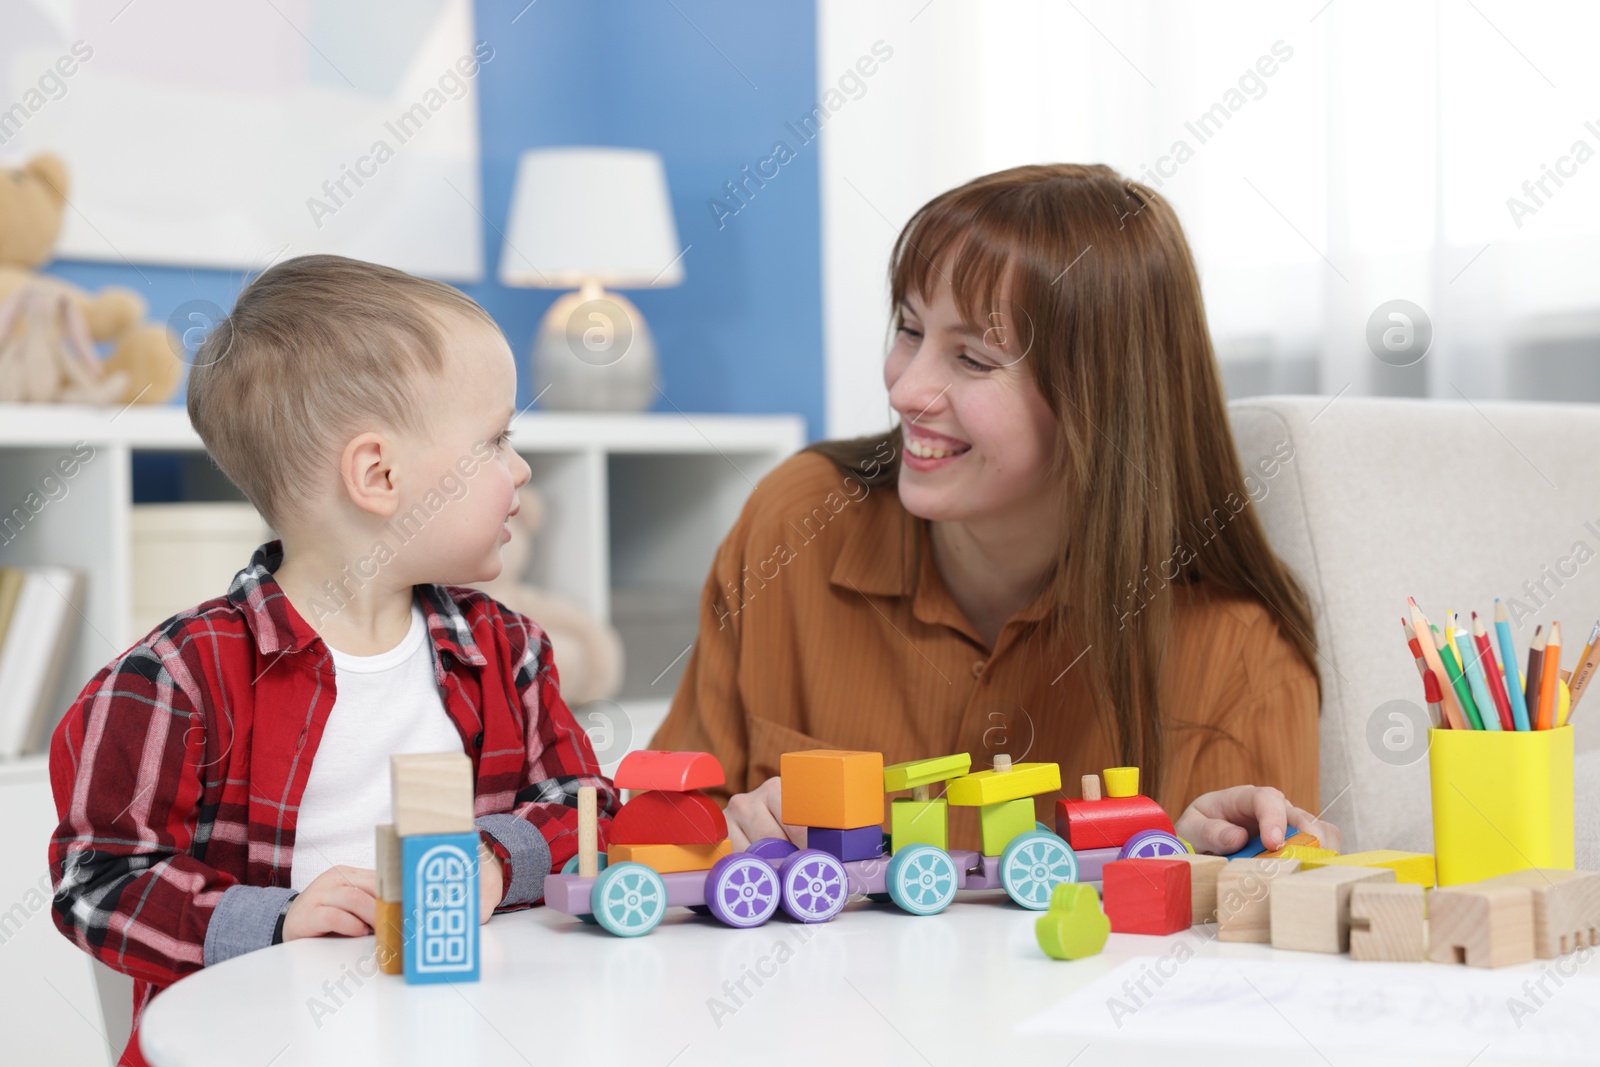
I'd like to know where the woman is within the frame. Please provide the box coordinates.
[652,163,1339,856]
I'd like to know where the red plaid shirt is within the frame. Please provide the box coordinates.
[48,539,619,1066]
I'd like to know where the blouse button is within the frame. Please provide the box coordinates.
[972,659,986,678]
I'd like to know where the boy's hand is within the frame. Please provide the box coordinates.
[478,842,503,923]
[1174,785,1342,856]
[724,777,807,852]
[283,866,377,940]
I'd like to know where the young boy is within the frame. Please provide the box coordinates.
[48,255,619,1066]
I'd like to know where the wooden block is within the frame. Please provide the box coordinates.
[1297,849,1436,888]
[1165,853,1228,923]
[1055,794,1175,851]
[401,831,479,984]
[883,753,971,792]
[978,797,1036,856]
[1259,834,1322,857]
[1216,857,1301,942]
[1270,866,1396,953]
[808,825,885,862]
[375,823,403,902]
[577,785,598,877]
[1478,868,1600,958]
[607,839,733,874]
[390,752,474,838]
[891,797,947,853]
[1103,858,1191,935]
[1267,844,1338,862]
[1102,767,1140,797]
[780,750,883,829]
[375,897,403,974]
[945,762,1060,806]
[1036,882,1111,960]
[614,750,725,792]
[609,789,727,845]
[1428,884,1536,968]
[1349,882,1426,962]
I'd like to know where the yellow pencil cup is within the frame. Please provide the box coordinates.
[1428,725,1573,886]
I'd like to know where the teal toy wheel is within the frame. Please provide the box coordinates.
[887,844,958,916]
[1000,830,1078,910]
[562,852,609,924]
[589,862,667,937]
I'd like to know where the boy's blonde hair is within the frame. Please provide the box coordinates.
[186,254,499,532]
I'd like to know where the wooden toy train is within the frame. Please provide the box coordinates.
[543,748,1190,937]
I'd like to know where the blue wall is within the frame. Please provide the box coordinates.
[46,0,823,503]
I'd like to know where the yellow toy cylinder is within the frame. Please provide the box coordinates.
[1103,767,1139,798]
[1428,725,1573,886]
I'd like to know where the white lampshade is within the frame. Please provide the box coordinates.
[499,147,684,289]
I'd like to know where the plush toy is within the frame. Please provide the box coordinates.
[0,153,182,405]
[470,485,624,707]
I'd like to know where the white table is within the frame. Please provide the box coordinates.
[139,888,1593,1067]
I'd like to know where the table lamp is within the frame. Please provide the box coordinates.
[499,147,684,412]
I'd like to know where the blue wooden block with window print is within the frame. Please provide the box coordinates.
[401,831,480,984]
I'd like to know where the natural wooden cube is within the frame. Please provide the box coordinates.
[1349,882,1426,962]
[1428,884,1535,968]
[1271,866,1396,953]
[390,752,474,837]
[1165,853,1228,924]
[1216,857,1301,942]
[375,823,403,902]
[1477,868,1600,958]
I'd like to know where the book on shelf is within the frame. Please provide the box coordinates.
[0,564,85,758]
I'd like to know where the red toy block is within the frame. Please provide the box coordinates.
[1103,859,1192,935]
[610,790,728,845]
[614,750,725,792]
[1055,794,1174,851]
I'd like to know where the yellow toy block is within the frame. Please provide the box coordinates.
[1297,849,1436,888]
[945,762,1060,806]
[891,797,947,852]
[375,898,403,974]
[1102,767,1140,798]
[979,797,1035,856]
[608,839,732,873]
[883,753,971,792]
[781,750,884,829]
[1266,844,1339,862]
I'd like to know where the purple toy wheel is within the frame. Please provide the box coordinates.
[1118,828,1188,860]
[705,854,781,928]
[779,849,849,923]
[746,837,799,861]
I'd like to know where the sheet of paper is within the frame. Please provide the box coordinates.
[1016,956,1600,1063]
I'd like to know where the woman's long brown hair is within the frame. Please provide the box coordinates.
[810,163,1321,796]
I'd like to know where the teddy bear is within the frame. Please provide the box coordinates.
[0,153,182,405]
[469,484,624,707]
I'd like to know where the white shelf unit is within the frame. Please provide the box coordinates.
[0,403,805,756]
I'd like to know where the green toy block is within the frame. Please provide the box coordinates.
[883,752,971,792]
[890,796,947,852]
[1036,882,1110,960]
[979,797,1035,856]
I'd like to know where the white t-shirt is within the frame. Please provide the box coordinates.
[290,598,465,890]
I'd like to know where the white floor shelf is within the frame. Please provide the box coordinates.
[0,403,804,750]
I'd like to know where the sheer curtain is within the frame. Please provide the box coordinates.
[818,0,1600,438]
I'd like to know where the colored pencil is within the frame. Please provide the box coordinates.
[1537,621,1562,730]
[1472,613,1515,731]
[1563,620,1600,724]
[1404,618,1429,677]
[1452,614,1501,731]
[1525,625,1546,724]
[1410,598,1468,730]
[1434,624,1483,730]
[1494,600,1532,731]
[1423,668,1444,727]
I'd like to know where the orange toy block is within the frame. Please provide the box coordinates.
[614,750,725,792]
[610,790,728,845]
[608,839,732,874]
[780,750,884,829]
[375,898,403,974]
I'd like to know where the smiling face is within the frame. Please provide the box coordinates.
[884,280,1061,527]
[397,309,532,584]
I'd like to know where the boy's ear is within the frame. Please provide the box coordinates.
[342,432,400,516]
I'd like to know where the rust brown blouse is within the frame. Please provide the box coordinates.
[651,452,1321,852]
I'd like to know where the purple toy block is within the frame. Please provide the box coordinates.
[807,825,886,863]
[1074,845,1121,882]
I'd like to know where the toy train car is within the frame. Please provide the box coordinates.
[1053,767,1188,879]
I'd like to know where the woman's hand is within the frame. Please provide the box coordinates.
[723,777,807,851]
[1174,785,1342,856]
[479,841,504,924]
[282,865,377,940]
